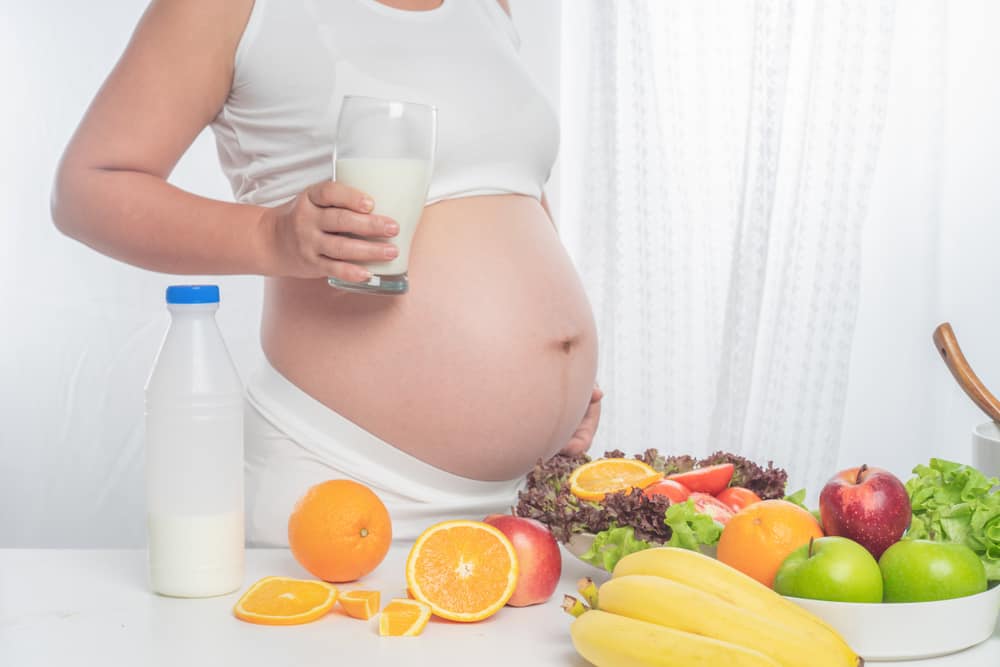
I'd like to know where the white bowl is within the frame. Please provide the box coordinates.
[973,421,1000,482]
[786,584,1000,661]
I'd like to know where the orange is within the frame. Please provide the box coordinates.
[405,520,519,622]
[379,599,432,637]
[233,576,338,625]
[339,590,381,620]
[716,499,824,587]
[569,458,664,501]
[288,479,392,583]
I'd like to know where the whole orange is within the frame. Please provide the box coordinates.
[716,499,823,587]
[287,479,392,583]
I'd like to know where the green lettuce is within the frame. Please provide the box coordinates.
[784,488,824,527]
[664,499,724,551]
[579,526,652,572]
[579,498,725,572]
[783,488,809,510]
[905,458,1000,580]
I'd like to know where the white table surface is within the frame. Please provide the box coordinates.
[1,546,997,667]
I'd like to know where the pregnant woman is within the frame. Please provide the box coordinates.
[51,0,600,543]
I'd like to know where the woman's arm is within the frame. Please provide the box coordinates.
[51,0,271,275]
[51,0,394,281]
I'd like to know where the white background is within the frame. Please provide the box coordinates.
[2,1,999,547]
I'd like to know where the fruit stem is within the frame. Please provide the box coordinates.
[808,536,815,558]
[360,528,368,538]
[562,595,589,618]
[577,577,599,609]
[855,464,868,485]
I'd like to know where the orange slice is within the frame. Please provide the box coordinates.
[233,576,338,625]
[405,520,519,622]
[379,599,432,636]
[339,590,381,620]
[568,458,664,501]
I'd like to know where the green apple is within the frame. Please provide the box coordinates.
[774,536,883,603]
[879,539,987,602]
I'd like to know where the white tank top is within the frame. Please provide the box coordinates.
[210,0,559,207]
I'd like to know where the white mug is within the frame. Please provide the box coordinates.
[971,421,1000,481]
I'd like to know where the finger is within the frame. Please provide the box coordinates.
[584,393,602,421]
[561,432,592,456]
[320,257,373,284]
[563,401,601,455]
[592,385,604,402]
[320,209,399,238]
[319,234,398,264]
[560,439,589,457]
[306,180,374,213]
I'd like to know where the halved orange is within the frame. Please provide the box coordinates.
[405,520,519,622]
[379,599,432,636]
[339,589,381,620]
[568,458,664,501]
[233,576,338,625]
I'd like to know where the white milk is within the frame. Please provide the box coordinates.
[147,511,244,598]
[335,157,432,275]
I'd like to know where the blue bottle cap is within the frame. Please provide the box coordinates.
[166,285,220,304]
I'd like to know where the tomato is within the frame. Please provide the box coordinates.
[643,479,692,503]
[666,463,735,495]
[689,492,736,525]
[716,486,763,512]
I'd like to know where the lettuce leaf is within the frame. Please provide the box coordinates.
[579,498,725,572]
[783,488,808,510]
[905,458,1000,580]
[579,526,652,572]
[664,499,724,551]
[784,488,823,527]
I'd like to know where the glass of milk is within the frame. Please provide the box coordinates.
[327,95,436,295]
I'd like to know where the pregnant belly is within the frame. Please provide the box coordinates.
[261,195,598,481]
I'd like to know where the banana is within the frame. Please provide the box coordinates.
[571,609,781,667]
[613,547,860,660]
[597,574,861,667]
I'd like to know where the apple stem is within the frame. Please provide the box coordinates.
[807,536,815,558]
[855,465,868,485]
[562,595,589,618]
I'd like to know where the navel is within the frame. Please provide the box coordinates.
[558,335,580,354]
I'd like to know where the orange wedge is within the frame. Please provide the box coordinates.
[379,599,432,636]
[339,590,381,620]
[405,520,519,622]
[233,576,338,625]
[568,458,664,501]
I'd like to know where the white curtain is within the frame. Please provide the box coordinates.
[560,1,897,493]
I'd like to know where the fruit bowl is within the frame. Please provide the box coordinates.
[784,583,1000,661]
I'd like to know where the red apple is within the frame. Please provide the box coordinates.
[819,465,912,559]
[483,513,562,607]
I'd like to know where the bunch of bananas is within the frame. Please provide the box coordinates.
[564,547,863,667]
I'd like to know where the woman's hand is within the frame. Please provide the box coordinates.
[560,384,604,456]
[260,180,399,281]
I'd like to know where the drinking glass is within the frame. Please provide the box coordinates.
[327,95,437,295]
